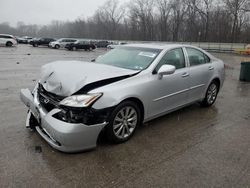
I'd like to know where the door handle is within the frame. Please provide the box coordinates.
[182,72,189,77]
[209,66,214,70]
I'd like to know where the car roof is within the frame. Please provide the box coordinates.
[0,34,14,37]
[124,43,192,50]
[76,39,89,42]
[58,38,76,40]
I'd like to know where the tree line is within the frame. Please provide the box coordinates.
[0,0,250,43]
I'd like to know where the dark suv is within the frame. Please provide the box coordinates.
[95,41,110,48]
[65,40,96,51]
[30,38,56,47]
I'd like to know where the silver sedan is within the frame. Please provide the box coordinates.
[20,44,225,152]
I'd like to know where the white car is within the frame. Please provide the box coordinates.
[49,38,77,49]
[20,44,225,152]
[0,34,18,47]
[107,42,128,49]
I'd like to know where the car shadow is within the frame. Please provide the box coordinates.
[97,102,219,148]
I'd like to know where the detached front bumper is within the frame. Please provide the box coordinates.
[20,88,107,152]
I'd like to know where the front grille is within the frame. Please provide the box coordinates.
[38,84,64,112]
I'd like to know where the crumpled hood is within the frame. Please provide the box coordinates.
[40,61,138,96]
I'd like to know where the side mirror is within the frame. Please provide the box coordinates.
[158,65,176,79]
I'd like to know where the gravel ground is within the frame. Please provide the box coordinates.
[0,45,250,187]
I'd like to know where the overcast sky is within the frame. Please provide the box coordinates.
[0,0,126,27]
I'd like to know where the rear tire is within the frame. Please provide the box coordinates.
[6,41,13,47]
[33,43,38,47]
[105,101,141,143]
[55,44,60,49]
[201,81,219,107]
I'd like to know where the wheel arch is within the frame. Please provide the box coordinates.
[6,41,13,46]
[211,77,221,91]
[120,97,145,123]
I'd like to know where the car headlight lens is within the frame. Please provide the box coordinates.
[59,93,102,108]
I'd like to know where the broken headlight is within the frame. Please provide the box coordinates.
[59,93,102,108]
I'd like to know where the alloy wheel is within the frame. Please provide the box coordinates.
[207,83,218,104]
[113,106,138,139]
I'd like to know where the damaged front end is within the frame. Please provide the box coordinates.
[38,83,113,125]
[20,83,110,152]
[20,61,140,152]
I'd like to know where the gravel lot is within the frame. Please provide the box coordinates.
[0,45,250,187]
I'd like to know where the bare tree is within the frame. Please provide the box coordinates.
[156,0,171,41]
[95,0,125,39]
[224,0,250,42]
[192,0,214,41]
[128,0,155,40]
[1,0,250,43]
[184,0,200,41]
[169,0,188,41]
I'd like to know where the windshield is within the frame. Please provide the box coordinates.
[96,46,162,70]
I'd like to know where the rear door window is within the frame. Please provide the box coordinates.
[186,48,210,66]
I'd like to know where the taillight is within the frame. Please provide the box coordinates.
[13,36,17,42]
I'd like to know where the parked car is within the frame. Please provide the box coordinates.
[30,38,56,47]
[49,38,77,49]
[28,38,38,45]
[20,44,225,152]
[17,36,33,44]
[65,40,96,51]
[0,34,17,47]
[107,42,128,49]
[95,40,110,48]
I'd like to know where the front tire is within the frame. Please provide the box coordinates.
[106,101,141,143]
[28,112,39,130]
[201,81,219,107]
[6,41,13,47]
[55,44,60,49]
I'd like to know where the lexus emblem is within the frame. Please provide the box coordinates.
[44,98,50,104]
